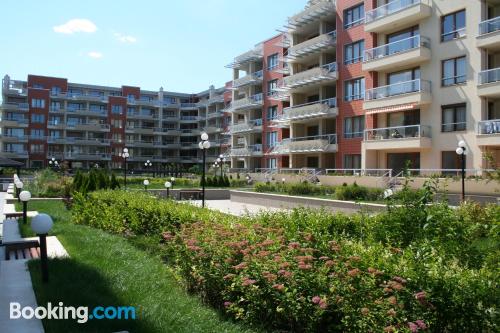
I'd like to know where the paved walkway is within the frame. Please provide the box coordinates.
[190,199,287,216]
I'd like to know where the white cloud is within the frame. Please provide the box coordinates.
[87,51,103,59]
[53,19,97,34]
[114,33,137,43]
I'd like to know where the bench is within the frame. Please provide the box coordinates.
[178,190,203,200]
[4,212,23,219]
[2,240,40,260]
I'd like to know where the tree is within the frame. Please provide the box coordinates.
[87,171,97,192]
[110,173,120,190]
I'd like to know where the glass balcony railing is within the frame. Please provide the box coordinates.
[479,68,500,85]
[479,16,500,35]
[364,36,430,62]
[366,0,422,23]
[365,79,431,101]
[478,119,500,135]
[364,125,431,141]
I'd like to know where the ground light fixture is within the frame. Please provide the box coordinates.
[456,140,467,202]
[281,178,286,184]
[15,180,23,202]
[119,148,130,189]
[143,179,149,191]
[199,133,211,208]
[48,157,59,169]
[145,160,153,177]
[19,190,31,224]
[170,177,175,189]
[31,213,54,283]
[165,181,172,198]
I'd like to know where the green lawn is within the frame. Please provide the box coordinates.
[20,200,258,333]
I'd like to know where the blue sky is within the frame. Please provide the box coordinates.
[0,0,305,94]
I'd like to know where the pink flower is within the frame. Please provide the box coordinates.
[242,278,256,286]
[223,301,232,308]
[223,274,235,280]
[277,270,292,278]
[318,300,327,309]
[272,284,285,291]
[408,322,418,333]
[288,242,300,249]
[233,262,247,271]
[312,296,321,304]
[415,320,427,329]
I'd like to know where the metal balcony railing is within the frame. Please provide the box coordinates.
[287,31,336,60]
[364,35,430,62]
[286,0,336,31]
[283,62,337,89]
[279,98,337,122]
[229,119,262,134]
[270,134,337,154]
[231,93,263,110]
[365,0,423,24]
[232,70,263,88]
[365,79,431,100]
[478,119,500,135]
[479,68,500,85]
[479,16,500,35]
[230,144,263,157]
[364,125,431,141]
[1,102,29,110]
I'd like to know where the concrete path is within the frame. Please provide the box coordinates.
[190,199,287,216]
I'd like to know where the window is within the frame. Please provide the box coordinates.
[266,131,278,148]
[344,154,361,170]
[442,151,463,170]
[344,78,365,101]
[112,133,122,142]
[30,144,45,153]
[51,86,61,95]
[442,56,466,86]
[127,107,136,114]
[266,158,277,169]
[31,99,45,108]
[112,119,122,128]
[344,116,365,138]
[267,106,278,121]
[267,79,278,94]
[50,101,61,111]
[33,84,44,89]
[112,105,123,114]
[90,104,106,112]
[441,10,466,42]
[30,129,44,138]
[127,94,135,102]
[344,40,364,64]
[442,104,466,132]
[31,114,45,123]
[267,53,279,70]
[344,3,364,29]
[68,102,85,111]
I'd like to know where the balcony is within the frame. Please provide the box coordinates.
[286,0,336,32]
[363,36,431,72]
[154,127,181,135]
[68,123,111,132]
[62,92,108,103]
[125,126,155,134]
[127,111,155,120]
[364,79,431,110]
[229,119,263,134]
[203,126,222,134]
[179,115,202,122]
[226,46,263,69]
[47,120,65,129]
[477,17,500,50]
[64,137,111,146]
[1,118,29,127]
[207,95,224,105]
[478,68,500,97]
[232,70,263,89]
[2,150,28,158]
[180,129,201,136]
[0,135,28,143]
[127,140,155,148]
[67,107,107,117]
[206,111,223,119]
[287,31,336,62]
[363,125,431,150]
[180,103,198,110]
[230,144,263,157]
[270,134,337,154]
[1,102,29,111]
[231,93,263,111]
[65,152,111,160]
[278,98,337,123]
[283,62,337,90]
[477,119,500,146]
[365,0,431,34]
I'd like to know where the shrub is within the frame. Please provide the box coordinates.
[71,190,500,332]
[24,169,72,198]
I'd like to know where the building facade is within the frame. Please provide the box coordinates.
[0,75,229,169]
[2,0,500,173]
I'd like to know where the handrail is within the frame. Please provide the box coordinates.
[366,0,423,23]
[364,124,431,140]
[283,134,337,144]
[365,79,430,100]
[478,68,500,85]
[479,16,500,35]
[477,119,500,134]
[364,36,430,62]
[284,97,337,111]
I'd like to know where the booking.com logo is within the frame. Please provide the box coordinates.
[10,302,142,324]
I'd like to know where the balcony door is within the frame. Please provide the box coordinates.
[387,110,420,137]
[387,153,420,175]
[387,68,420,96]
[387,26,419,55]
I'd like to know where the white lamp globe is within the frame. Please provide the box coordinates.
[458,140,466,148]
[203,141,211,149]
[201,132,209,141]
[143,179,150,186]
[198,142,204,149]
[456,147,464,155]
[16,181,24,189]
[31,213,53,235]
[19,190,31,202]
[165,181,172,188]
[219,154,224,158]
[123,148,129,153]
[171,177,175,182]
[124,152,130,158]
[282,178,286,183]
[217,158,221,163]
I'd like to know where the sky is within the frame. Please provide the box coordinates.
[0,0,306,94]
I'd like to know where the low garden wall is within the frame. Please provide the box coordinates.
[151,188,230,200]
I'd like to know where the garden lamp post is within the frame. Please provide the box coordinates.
[20,190,31,224]
[216,157,223,178]
[48,157,59,170]
[31,213,53,283]
[165,181,172,198]
[282,178,286,184]
[170,177,175,189]
[15,180,23,202]
[119,148,130,189]
[456,140,467,202]
[143,179,149,191]
[145,160,153,177]
[198,132,211,208]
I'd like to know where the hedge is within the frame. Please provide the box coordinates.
[72,190,500,332]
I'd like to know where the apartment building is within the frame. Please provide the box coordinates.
[0,75,229,169]
[227,0,500,173]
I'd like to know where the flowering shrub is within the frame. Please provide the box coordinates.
[72,190,500,332]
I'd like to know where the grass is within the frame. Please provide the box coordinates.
[20,200,258,333]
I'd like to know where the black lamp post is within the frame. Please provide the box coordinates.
[31,213,53,283]
[165,181,172,198]
[48,157,59,170]
[20,190,31,224]
[455,140,467,202]
[143,179,149,191]
[145,160,153,177]
[119,148,130,189]
[15,180,23,203]
[198,132,211,208]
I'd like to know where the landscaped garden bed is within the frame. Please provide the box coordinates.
[67,184,500,332]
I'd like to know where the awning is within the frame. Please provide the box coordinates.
[366,103,416,115]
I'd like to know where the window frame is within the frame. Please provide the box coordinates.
[344,115,365,139]
[344,77,365,101]
[441,56,466,86]
[344,40,365,65]
[267,53,279,70]
[441,9,466,42]
[441,103,466,132]
[344,3,365,29]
